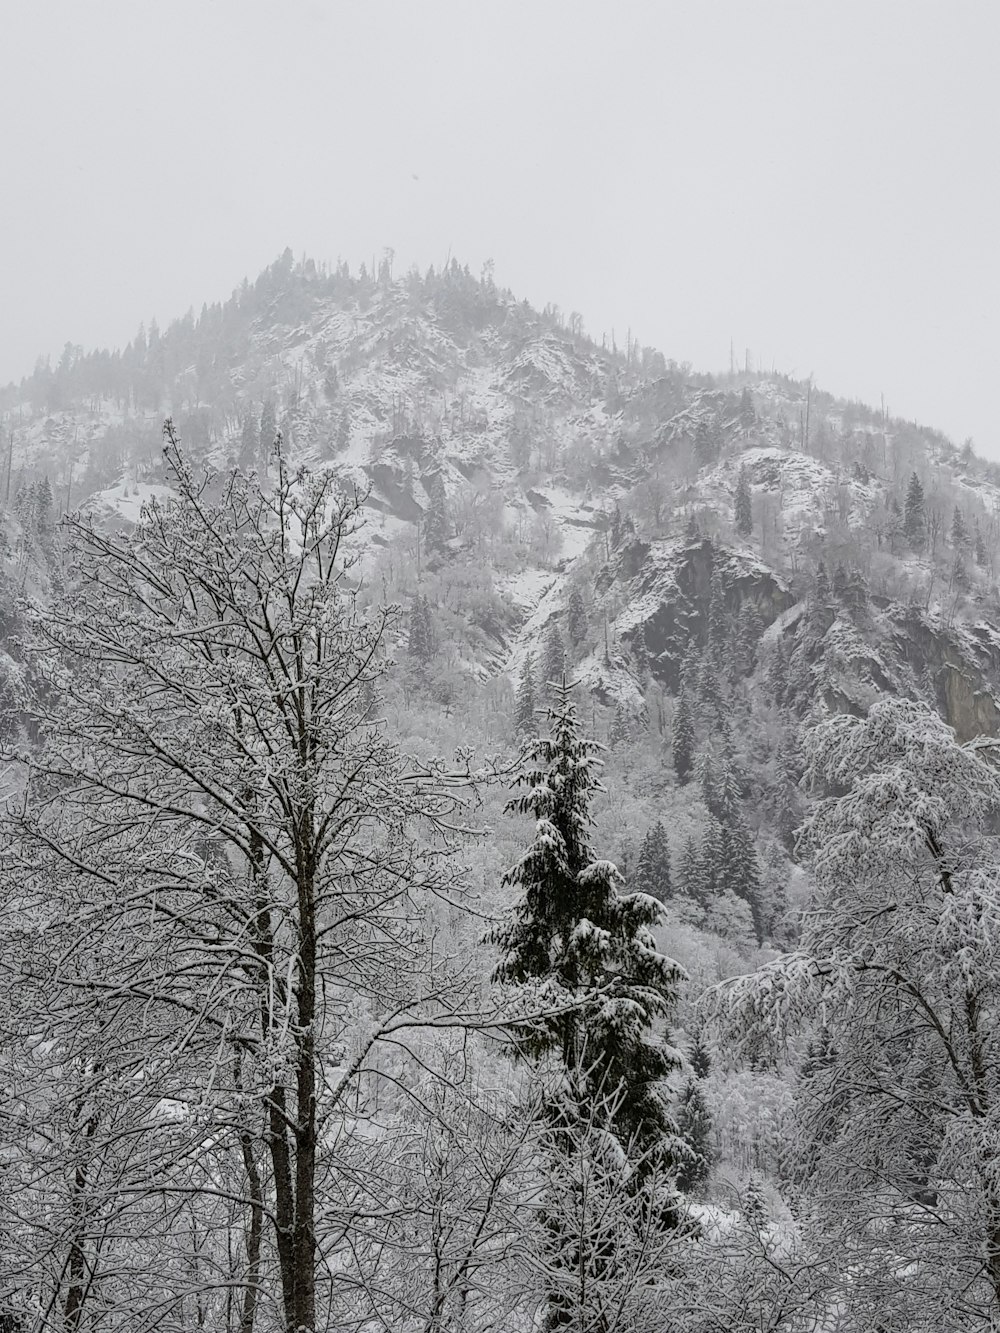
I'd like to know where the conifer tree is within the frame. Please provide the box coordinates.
[678,836,710,910]
[514,654,537,737]
[903,471,926,549]
[566,585,588,648]
[35,476,53,530]
[734,603,762,677]
[701,817,725,898]
[672,691,696,784]
[832,563,849,601]
[675,1079,713,1192]
[423,471,450,553]
[609,701,632,748]
[539,621,567,702]
[684,512,701,542]
[689,1031,712,1079]
[491,680,684,1172]
[734,464,753,537]
[634,820,672,903]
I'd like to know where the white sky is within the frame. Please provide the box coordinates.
[3,1,998,452]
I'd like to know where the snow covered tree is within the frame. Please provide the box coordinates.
[903,471,926,549]
[491,681,686,1326]
[538,621,567,702]
[708,560,727,660]
[712,698,1000,1325]
[734,464,753,537]
[35,475,53,530]
[634,820,672,903]
[831,562,848,601]
[689,1031,712,1079]
[566,585,588,648]
[672,690,696,784]
[423,470,450,553]
[515,652,538,736]
[608,701,632,749]
[675,1079,713,1192]
[3,420,479,1333]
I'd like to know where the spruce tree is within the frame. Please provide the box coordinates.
[539,621,567,702]
[832,563,849,601]
[701,817,725,899]
[634,820,672,903]
[707,560,727,660]
[35,477,53,531]
[609,701,631,748]
[675,1079,713,1192]
[423,471,450,553]
[491,681,684,1175]
[672,691,696,784]
[684,512,701,542]
[514,654,537,736]
[903,472,926,549]
[567,585,588,648]
[729,821,766,943]
[677,836,707,909]
[734,464,753,537]
[689,1031,712,1079]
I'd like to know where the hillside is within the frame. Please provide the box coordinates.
[5,252,1000,1328]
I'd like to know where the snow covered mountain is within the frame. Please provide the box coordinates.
[4,249,1000,800]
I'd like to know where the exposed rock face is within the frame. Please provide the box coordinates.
[888,606,1000,741]
[604,537,795,691]
[765,598,1000,743]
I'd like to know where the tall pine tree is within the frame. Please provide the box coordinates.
[491,682,684,1169]
[672,691,696,784]
[903,472,926,549]
[634,820,672,903]
[514,653,537,737]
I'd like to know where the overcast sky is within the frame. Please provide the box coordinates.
[3,1,998,452]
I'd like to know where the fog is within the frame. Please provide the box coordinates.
[3,0,997,451]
